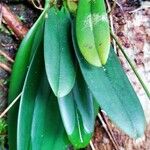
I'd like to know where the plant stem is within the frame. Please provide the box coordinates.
[90,141,96,150]
[0,63,11,72]
[0,50,14,63]
[98,112,120,150]
[0,92,22,119]
[31,0,44,10]
[111,31,150,99]
[45,0,51,9]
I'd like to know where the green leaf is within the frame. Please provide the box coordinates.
[58,70,95,148]
[31,78,70,150]
[73,26,146,138]
[17,39,44,150]
[8,14,45,150]
[76,0,110,67]
[44,7,76,97]
[17,42,70,150]
[8,9,47,102]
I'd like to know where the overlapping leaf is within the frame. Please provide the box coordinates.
[31,86,70,150]
[17,39,44,150]
[58,70,95,148]
[8,8,47,102]
[17,42,70,150]
[44,7,76,97]
[8,2,147,150]
[73,24,146,138]
[76,0,110,67]
[8,15,45,150]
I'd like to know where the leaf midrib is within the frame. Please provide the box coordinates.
[105,65,137,136]
[89,2,102,65]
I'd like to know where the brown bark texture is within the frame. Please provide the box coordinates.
[0,3,28,39]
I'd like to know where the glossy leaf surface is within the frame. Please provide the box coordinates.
[31,76,70,150]
[17,45,70,150]
[76,0,110,67]
[8,15,45,150]
[17,39,44,150]
[44,7,76,97]
[73,27,146,138]
[58,71,95,148]
[8,9,46,102]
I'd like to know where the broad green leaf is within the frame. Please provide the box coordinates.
[17,40,44,150]
[44,7,76,97]
[17,39,70,150]
[8,8,47,102]
[73,27,146,138]
[58,70,95,148]
[76,0,110,67]
[31,77,70,150]
[8,16,45,150]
